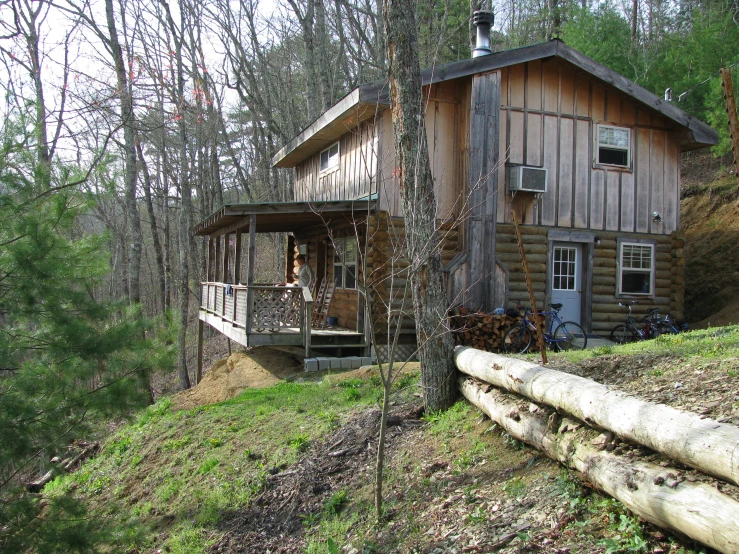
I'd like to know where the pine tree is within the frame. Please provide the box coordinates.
[0,131,170,551]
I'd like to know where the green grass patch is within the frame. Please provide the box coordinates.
[53,375,394,551]
[546,325,739,364]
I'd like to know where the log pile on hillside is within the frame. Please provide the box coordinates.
[26,441,100,493]
[448,308,521,351]
[454,347,739,554]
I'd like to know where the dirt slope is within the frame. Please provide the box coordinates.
[681,154,739,325]
[171,347,303,409]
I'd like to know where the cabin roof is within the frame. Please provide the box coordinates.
[271,39,718,168]
[192,199,376,237]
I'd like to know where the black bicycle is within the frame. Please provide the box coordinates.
[610,301,649,344]
[611,302,689,344]
[503,303,587,353]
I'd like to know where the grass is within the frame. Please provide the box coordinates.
[47,376,400,552]
[536,324,739,364]
[43,330,729,554]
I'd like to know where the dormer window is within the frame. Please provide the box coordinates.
[320,142,340,172]
[596,124,631,168]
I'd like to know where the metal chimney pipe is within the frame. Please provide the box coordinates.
[472,10,494,58]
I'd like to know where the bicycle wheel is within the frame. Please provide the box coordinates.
[553,322,587,351]
[610,324,637,344]
[503,325,533,353]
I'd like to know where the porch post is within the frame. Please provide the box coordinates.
[222,233,230,283]
[206,238,213,281]
[245,215,257,334]
[214,235,222,282]
[234,230,242,284]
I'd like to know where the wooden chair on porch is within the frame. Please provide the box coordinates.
[311,279,335,329]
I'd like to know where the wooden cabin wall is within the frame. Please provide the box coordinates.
[496,59,680,235]
[376,80,470,222]
[495,223,684,334]
[294,119,378,202]
[293,222,366,329]
[366,212,462,350]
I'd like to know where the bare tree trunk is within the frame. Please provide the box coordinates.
[455,347,739,486]
[631,0,639,43]
[461,377,739,554]
[105,0,142,304]
[161,0,192,390]
[382,0,456,413]
[137,143,167,313]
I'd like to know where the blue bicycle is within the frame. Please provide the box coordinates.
[503,303,587,353]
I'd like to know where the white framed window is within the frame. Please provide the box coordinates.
[333,237,356,289]
[618,241,654,296]
[319,142,340,172]
[596,124,631,168]
[553,246,577,291]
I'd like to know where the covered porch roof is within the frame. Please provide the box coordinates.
[193,199,377,237]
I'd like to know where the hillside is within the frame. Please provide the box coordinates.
[38,328,739,554]
[681,153,739,325]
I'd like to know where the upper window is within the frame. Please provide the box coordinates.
[320,142,340,172]
[333,237,356,289]
[618,242,654,296]
[596,125,631,168]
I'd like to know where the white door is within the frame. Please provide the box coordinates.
[550,243,582,324]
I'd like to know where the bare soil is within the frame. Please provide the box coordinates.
[171,347,303,410]
[680,153,739,324]
[211,404,425,553]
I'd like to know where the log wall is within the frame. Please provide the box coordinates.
[293,221,367,330]
[495,223,684,334]
[496,58,681,235]
[366,212,462,349]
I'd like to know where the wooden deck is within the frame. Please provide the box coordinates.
[199,282,366,356]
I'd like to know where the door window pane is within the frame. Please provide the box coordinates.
[553,247,576,291]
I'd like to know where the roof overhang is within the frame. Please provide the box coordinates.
[193,199,376,237]
[272,40,717,167]
[271,86,389,168]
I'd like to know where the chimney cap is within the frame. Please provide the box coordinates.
[472,10,494,26]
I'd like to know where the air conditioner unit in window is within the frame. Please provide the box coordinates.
[507,165,547,194]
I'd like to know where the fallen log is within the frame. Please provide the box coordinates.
[25,442,99,493]
[460,377,739,554]
[454,347,739,486]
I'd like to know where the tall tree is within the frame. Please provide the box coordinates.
[382,0,456,413]
[105,0,143,304]
[160,0,193,390]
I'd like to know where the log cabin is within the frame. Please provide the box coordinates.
[194,13,717,369]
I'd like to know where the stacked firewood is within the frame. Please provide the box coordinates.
[448,307,522,352]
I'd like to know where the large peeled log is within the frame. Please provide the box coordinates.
[460,377,739,554]
[454,346,739,486]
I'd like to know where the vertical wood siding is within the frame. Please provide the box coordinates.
[377,80,469,220]
[294,119,379,203]
[497,59,680,235]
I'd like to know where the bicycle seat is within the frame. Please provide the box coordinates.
[549,303,563,310]
[648,308,660,315]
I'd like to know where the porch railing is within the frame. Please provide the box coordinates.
[200,282,313,354]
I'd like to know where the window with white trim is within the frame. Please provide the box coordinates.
[596,124,631,168]
[333,237,356,289]
[320,142,340,172]
[618,242,654,295]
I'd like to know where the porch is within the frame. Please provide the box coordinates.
[193,200,374,381]
[199,282,366,354]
